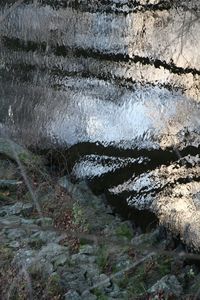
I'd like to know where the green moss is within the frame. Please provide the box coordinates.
[93,288,109,300]
[18,152,30,163]
[18,152,46,176]
[116,223,133,240]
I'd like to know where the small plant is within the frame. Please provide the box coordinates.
[126,271,147,298]
[72,202,89,232]
[46,273,62,298]
[156,256,172,276]
[116,223,133,240]
[93,288,109,300]
[187,267,195,279]
[117,274,129,289]
[96,245,110,272]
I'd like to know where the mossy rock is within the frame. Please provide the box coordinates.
[0,138,44,170]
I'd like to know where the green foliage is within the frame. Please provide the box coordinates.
[118,272,146,297]
[96,245,109,271]
[187,267,195,279]
[18,152,43,167]
[117,274,129,289]
[156,256,172,276]
[93,288,109,300]
[72,202,89,231]
[116,223,133,240]
[125,265,147,297]
[18,152,30,164]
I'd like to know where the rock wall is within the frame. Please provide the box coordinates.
[0,0,200,250]
[0,0,200,99]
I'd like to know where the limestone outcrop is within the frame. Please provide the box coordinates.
[0,0,200,250]
[0,0,200,99]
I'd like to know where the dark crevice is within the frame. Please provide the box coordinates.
[83,160,154,193]
[105,191,158,231]
[70,47,200,76]
[66,142,200,163]
[44,142,200,176]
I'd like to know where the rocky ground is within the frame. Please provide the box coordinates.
[1,139,200,300]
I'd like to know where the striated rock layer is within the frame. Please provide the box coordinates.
[0,1,200,250]
[0,0,200,99]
